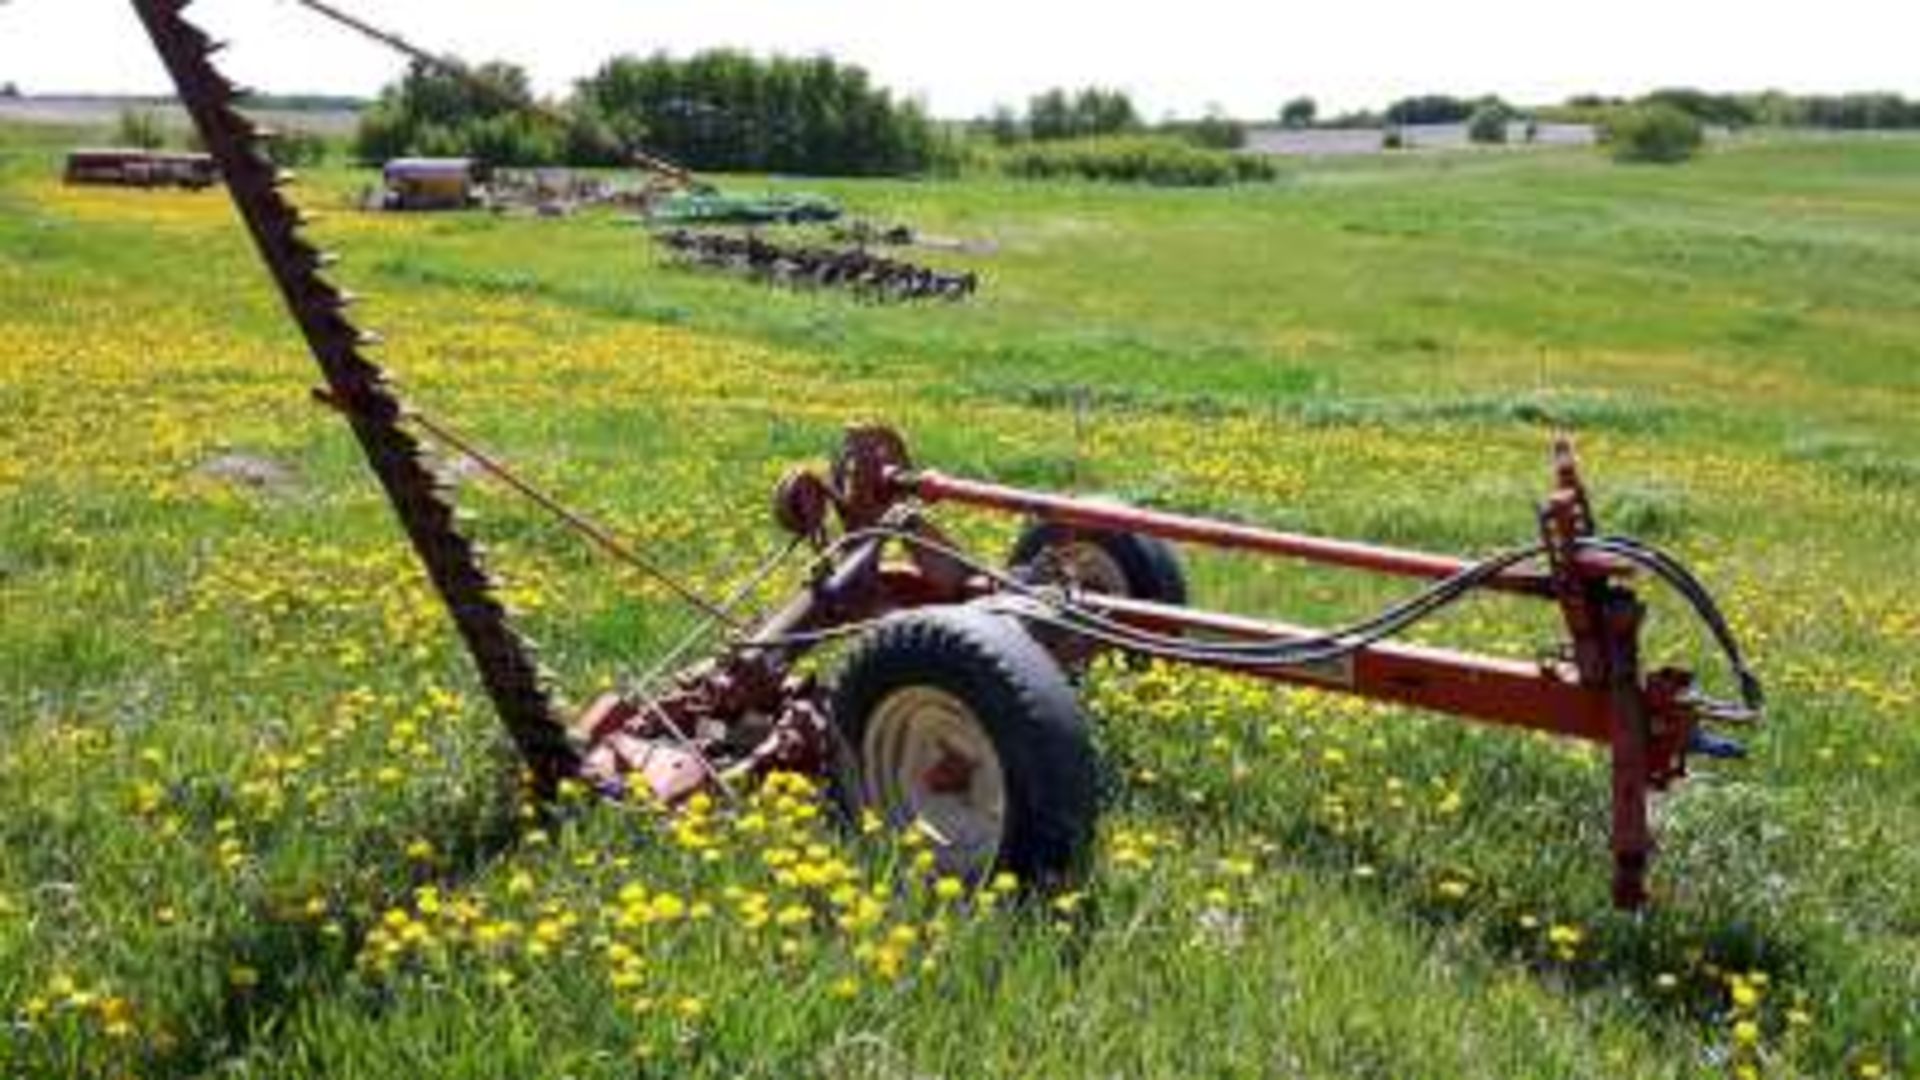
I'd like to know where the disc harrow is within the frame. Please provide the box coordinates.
[656,228,979,301]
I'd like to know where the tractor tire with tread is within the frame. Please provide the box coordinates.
[1008,521,1189,606]
[830,606,1097,888]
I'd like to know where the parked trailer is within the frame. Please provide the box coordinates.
[64,147,216,190]
[379,157,479,211]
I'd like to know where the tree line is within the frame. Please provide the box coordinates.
[348,51,1920,178]
[355,52,940,175]
[978,87,1248,150]
[1290,89,1920,132]
[1620,89,1920,130]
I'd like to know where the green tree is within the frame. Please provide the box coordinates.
[1748,90,1804,127]
[1074,87,1140,136]
[574,50,935,175]
[1384,94,1472,126]
[983,105,1024,146]
[1027,88,1075,140]
[1025,86,1140,140]
[355,59,558,166]
[1279,96,1316,128]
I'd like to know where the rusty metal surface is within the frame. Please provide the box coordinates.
[130,0,579,785]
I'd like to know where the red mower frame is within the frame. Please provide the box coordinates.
[579,425,1761,910]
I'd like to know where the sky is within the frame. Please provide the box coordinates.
[2,0,1917,119]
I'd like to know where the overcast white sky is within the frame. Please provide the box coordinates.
[2,0,1916,118]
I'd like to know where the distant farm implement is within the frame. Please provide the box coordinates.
[64,147,216,190]
[646,189,844,227]
[132,0,1761,910]
[656,228,979,301]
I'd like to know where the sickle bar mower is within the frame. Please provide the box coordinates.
[134,0,1760,910]
[577,426,1762,909]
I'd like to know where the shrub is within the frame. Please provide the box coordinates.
[1279,96,1316,128]
[1166,110,1247,150]
[114,108,166,150]
[263,127,329,167]
[1607,104,1704,164]
[1467,105,1510,144]
[1382,128,1406,150]
[1642,87,1755,127]
[997,135,1275,187]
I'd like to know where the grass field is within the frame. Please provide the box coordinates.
[2,123,1917,1078]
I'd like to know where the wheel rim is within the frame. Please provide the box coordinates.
[1050,538,1130,596]
[862,686,1007,879]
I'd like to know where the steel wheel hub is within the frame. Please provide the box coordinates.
[862,686,1007,878]
[1057,538,1129,595]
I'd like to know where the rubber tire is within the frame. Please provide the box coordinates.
[1009,521,1189,606]
[831,606,1097,887]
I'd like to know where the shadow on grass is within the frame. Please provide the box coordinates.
[1104,741,1885,1075]
[145,757,542,1079]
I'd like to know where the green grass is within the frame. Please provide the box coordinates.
[1,127,1916,1078]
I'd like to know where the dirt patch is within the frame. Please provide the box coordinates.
[195,451,298,495]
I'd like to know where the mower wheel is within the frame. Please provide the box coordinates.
[1009,520,1188,607]
[831,606,1096,887]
